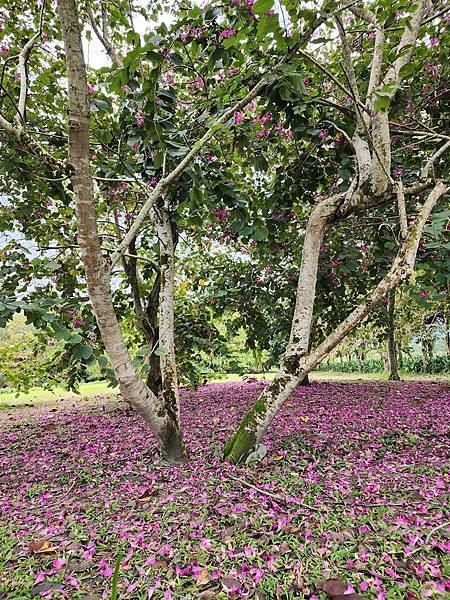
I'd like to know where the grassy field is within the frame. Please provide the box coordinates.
[0,371,448,408]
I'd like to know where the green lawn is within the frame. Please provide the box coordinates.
[0,371,447,409]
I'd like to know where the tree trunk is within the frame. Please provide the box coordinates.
[223,182,446,462]
[57,0,185,463]
[421,338,433,373]
[387,288,400,380]
[122,238,162,396]
[299,316,316,386]
[154,207,181,425]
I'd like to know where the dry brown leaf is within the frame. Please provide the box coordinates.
[138,489,156,502]
[196,568,210,586]
[322,578,348,597]
[29,540,58,554]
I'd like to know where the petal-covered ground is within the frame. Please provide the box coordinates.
[0,380,449,599]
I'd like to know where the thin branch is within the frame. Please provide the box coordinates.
[396,180,407,239]
[421,139,450,180]
[88,8,122,66]
[335,16,361,108]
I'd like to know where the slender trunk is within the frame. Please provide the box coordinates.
[223,183,445,462]
[421,338,433,373]
[387,288,400,380]
[57,0,185,463]
[123,238,162,396]
[154,207,181,425]
[144,274,163,395]
[288,199,337,356]
[299,316,316,386]
[398,343,403,370]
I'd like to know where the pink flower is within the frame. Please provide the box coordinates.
[150,176,158,187]
[227,67,238,77]
[234,111,244,125]
[419,290,429,298]
[87,83,95,95]
[67,576,80,589]
[360,581,370,591]
[0,44,9,56]
[429,38,439,46]
[135,111,145,126]
[318,128,329,140]
[52,557,65,570]
[393,166,404,179]
[99,559,113,578]
[220,29,236,39]
[166,73,174,85]
[34,571,46,584]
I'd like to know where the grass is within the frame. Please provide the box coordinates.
[0,371,448,409]
[1,380,448,599]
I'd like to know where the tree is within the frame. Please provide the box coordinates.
[223,0,449,461]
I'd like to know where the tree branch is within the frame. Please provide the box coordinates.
[421,139,450,181]
[396,180,407,239]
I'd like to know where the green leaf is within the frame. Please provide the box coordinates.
[253,0,273,13]
[253,225,269,241]
[97,355,109,368]
[72,344,93,360]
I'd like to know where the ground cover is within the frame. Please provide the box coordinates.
[0,380,449,599]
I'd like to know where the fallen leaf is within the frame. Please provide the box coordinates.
[198,590,218,599]
[222,525,234,541]
[196,568,210,586]
[322,578,348,597]
[138,489,156,502]
[68,560,93,573]
[300,416,310,423]
[153,559,168,569]
[221,576,240,592]
[32,582,64,596]
[29,540,58,554]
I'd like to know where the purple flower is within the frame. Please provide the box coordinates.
[429,37,439,46]
[220,29,236,39]
[135,111,145,127]
[234,111,244,125]
[318,128,329,140]
[0,44,9,56]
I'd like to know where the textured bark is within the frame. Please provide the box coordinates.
[387,289,400,380]
[57,0,185,463]
[122,238,162,395]
[154,208,181,425]
[223,183,446,462]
